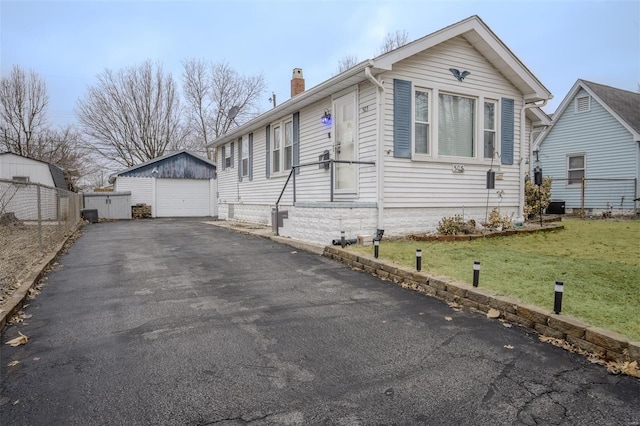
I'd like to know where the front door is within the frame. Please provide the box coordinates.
[334,92,356,192]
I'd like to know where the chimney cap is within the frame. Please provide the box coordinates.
[292,68,303,78]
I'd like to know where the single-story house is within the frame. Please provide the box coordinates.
[0,151,68,189]
[110,150,217,218]
[207,15,553,245]
[535,80,639,215]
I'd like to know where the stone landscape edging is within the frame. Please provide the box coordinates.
[321,245,640,366]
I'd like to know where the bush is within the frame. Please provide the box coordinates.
[524,177,552,219]
[486,207,512,230]
[437,215,476,235]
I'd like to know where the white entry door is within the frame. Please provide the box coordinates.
[156,179,211,217]
[334,92,356,192]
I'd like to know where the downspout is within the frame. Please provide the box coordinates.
[519,98,548,222]
[365,66,385,233]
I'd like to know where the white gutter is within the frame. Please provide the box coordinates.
[519,98,548,222]
[365,66,386,233]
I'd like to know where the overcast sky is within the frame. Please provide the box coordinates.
[1,0,638,128]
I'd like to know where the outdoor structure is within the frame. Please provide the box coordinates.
[83,192,132,220]
[207,15,552,245]
[0,152,67,189]
[110,150,217,218]
[535,80,639,215]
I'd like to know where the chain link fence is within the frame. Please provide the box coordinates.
[1,179,82,302]
[549,177,638,216]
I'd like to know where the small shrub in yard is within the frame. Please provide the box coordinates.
[486,207,512,230]
[524,177,552,219]
[437,215,476,235]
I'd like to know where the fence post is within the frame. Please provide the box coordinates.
[37,184,43,253]
[581,178,585,216]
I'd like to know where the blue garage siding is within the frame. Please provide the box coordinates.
[120,152,216,179]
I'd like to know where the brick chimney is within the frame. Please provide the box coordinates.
[291,68,305,97]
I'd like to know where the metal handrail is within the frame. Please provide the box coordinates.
[274,159,376,235]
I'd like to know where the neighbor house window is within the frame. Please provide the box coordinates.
[12,176,29,183]
[272,125,281,173]
[284,120,293,170]
[241,137,249,177]
[438,93,475,157]
[414,90,430,155]
[567,154,585,185]
[484,100,496,159]
[575,95,590,113]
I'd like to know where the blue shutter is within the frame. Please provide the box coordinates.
[230,142,234,168]
[265,125,271,178]
[248,133,254,181]
[393,79,412,158]
[237,137,243,182]
[293,112,300,175]
[501,98,514,165]
[221,146,226,171]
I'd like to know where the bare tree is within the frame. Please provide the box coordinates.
[32,126,95,190]
[336,54,359,74]
[377,30,410,55]
[76,60,186,167]
[0,65,49,156]
[181,59,266,150]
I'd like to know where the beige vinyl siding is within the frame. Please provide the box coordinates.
[381,35,523,209]
[355,80,378,202]
[218,86,379,207]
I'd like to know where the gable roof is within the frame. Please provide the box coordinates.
[109,149,216,182]
[209,15,552,148]
[581,80,640,136]
[539,80,640,147]
[48,163,68,189]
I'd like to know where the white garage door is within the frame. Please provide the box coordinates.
[156,179,211,217]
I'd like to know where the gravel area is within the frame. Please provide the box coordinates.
[0,222,72,311]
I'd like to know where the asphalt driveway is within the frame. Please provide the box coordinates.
[1,219,639,425]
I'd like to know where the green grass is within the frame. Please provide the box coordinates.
[351,218,640,341]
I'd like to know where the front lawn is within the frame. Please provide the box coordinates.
[351,218,640,341]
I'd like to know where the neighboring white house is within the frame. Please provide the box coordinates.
[0,152,70,221]
[110,150,217,218]
[0,152,67,189]
[207,15,553,245]
[535,80,640,215]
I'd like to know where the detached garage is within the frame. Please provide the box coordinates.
[110,150,217,218]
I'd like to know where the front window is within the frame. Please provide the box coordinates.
[241,138,249,177]
[284,120,293,170]
[272,125,281,173]
[414,90,429,155]
[438,93,475,157]
[567,154,585,185]
[224,144,232,169]
[484,101,496,159]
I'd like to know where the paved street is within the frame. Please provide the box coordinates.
[1,219,639,425]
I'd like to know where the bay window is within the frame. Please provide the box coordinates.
[414,90,430,155]
[484,100,496,159]
[438,93,475,157]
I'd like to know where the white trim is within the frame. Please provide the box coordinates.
[566,152,586,187]
[575,95,591,113]
[538,80,640,151]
